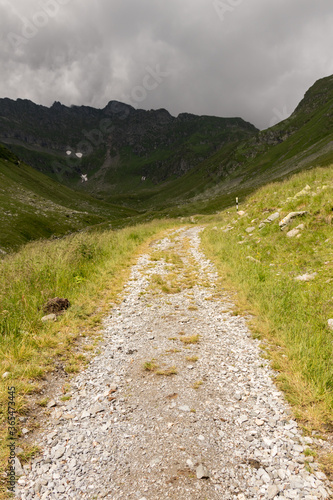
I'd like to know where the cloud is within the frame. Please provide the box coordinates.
[0,0,333,128]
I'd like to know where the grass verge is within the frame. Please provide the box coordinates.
[201,164,333,428]
[0,219,178,496]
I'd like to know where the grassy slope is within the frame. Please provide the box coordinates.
[201,164,333,427]
[0,145,138,252]
[2,103,258,198]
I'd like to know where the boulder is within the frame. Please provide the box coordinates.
[294,185,311,198]
[286,228,300,238]
[327,319,333,330]
[264,212,280,223]
[222,226,234,233]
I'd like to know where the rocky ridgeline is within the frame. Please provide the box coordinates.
[14,228,332,499]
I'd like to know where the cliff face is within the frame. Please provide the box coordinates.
[0,97,258,195]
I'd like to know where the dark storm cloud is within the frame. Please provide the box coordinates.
[1,0,333,128]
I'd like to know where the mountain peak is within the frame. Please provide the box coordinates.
[104,100,135,116]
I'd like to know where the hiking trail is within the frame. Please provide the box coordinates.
[16,227,332,499]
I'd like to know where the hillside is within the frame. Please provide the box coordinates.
[0,145,137,252]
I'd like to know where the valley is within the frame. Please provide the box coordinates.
[0,75,332,498]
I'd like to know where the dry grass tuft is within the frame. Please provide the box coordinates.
[143,360,158,372]
[180,334,200,344]
[186,356,199,362]
[156,366,178,376]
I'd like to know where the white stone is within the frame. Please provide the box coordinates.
[264,212,280,223]
[286,228,300,238]
[267,485,279,499]
[178,405,190,412]
[196,464,210,479]
[41,313,57,322]
[294,272,317,282]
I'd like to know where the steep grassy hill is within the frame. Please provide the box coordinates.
[0,145,137,252]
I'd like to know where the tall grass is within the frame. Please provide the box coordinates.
[201,165,333,426]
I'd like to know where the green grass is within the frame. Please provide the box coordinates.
[2,76,333,255]
[201,164,333,426]
[106,76,333,217]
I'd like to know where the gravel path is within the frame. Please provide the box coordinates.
[16,227,332,499]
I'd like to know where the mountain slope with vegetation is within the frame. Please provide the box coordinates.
[1,71,333,491]
[138,74,333,214]
[0,164,332,497]
[0,98,258,198]
[0,145,137,252]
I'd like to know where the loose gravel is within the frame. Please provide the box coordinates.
[15,227,332,499]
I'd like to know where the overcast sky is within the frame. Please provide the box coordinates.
[1,0,333,129]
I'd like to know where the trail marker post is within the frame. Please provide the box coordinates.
[236,197,239,212]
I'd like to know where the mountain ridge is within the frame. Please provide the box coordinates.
[0,96,258,196]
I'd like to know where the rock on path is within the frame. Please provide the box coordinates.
[16,227,332,499]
